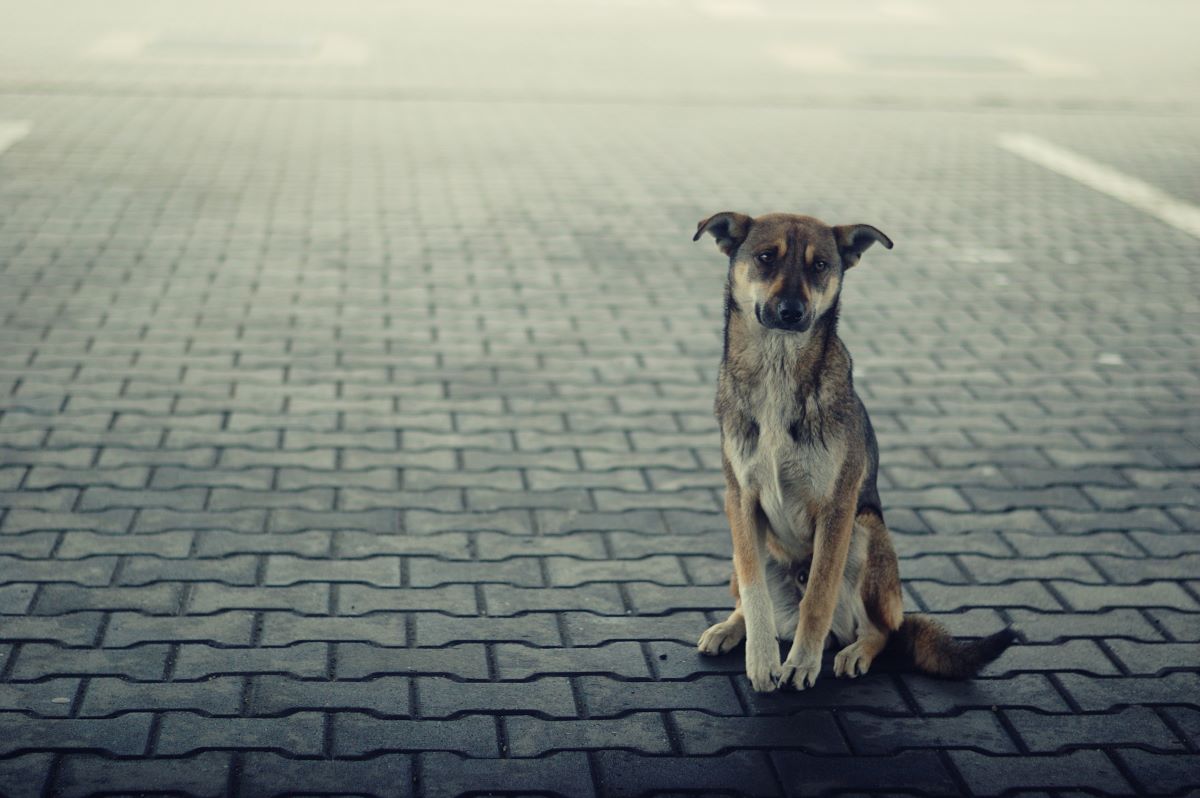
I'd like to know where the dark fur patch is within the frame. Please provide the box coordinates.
[788,401,829,450]
[745,420,760,451]
[722,290,739,361]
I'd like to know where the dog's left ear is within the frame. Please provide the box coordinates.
[693,212,753,257]
[834,224,893,269]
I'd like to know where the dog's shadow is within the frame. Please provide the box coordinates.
[689,639,1009,718]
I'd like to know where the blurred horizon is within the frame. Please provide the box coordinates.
[2,0,1199,111]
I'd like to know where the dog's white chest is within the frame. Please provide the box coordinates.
[726,390,838,547]
[751,424,804,539]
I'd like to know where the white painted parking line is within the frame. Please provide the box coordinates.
[1000,48,1093,78]
[83,32,151,60]
[83,32,368,65]
[769,45,853,73]
[699,0,941,23]
[998,132,1200,240]
[315,34,370,65]
[0,121,32,156]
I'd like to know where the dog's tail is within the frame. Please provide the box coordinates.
[888,614,1017,679]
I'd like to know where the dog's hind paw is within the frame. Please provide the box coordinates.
[834,641,874,679]
[698,620,745,656]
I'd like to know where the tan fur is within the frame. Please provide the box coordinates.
[766,271,786,301]
[727,479,762,589]
[860,511,904,632]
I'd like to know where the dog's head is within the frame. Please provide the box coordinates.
[694,212,892,333]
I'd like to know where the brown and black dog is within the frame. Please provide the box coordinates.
[694,211,1015,692]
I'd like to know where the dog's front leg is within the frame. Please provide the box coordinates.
[781,467,862,690]
[726,479,780,693]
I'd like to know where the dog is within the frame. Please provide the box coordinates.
[693,211,1016,693]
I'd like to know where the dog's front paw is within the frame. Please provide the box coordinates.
[745,638,783,693]
[698,620,745,656]
[780,647,822,691]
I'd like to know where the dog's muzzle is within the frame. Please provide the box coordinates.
[758,299,811,332]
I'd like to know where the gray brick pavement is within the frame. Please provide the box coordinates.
[1,66,1199,798]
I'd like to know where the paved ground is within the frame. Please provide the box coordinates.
[1,2,1198,796]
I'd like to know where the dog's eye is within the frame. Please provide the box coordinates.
[757,251,775,265]
[814,260,828,272]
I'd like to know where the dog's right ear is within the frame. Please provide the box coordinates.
[693,212,753,257]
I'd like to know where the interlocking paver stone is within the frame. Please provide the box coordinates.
[1006,706,1185,752]
[1056,672,1200,711]
[10,643,170,680]
[51,753,232,798]
[949,750,1133,795]
[1,4,1198,794]
[173,642,330,679]
[250,676,411,717]
[773,750,960,795]
[420,752,593,798]
[240,755,409,796]
[0,714,153,755]
[0,680,81,716]
[671,710,848,755]
[155,711,326,755]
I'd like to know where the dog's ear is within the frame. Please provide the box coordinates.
[693,212,753,257]
[833,224,893,269]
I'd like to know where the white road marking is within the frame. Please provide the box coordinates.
[998,132,1200,240]
[769,45,853,73]
[0,120,32,156]
[771,46,1090,77]
[83,32,151,60]
[1000,48,1094,78]
[315,35,370,65]
[699,0,941,23]
[83,32,368,65]
[877,1,942,23]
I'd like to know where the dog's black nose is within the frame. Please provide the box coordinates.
[778,300,805,325]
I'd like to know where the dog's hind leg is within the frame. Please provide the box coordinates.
[698,608,746,655]
[835,511,903,679]
[834,623,888,678]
